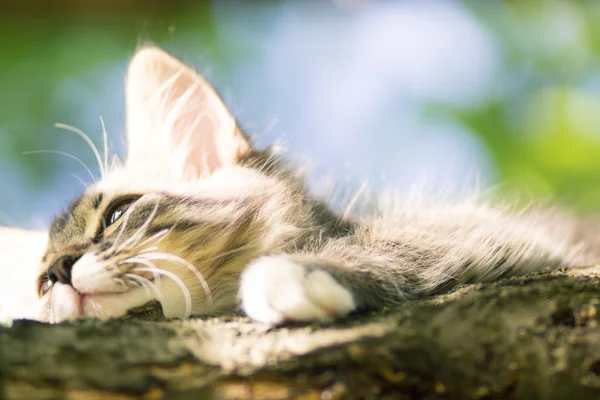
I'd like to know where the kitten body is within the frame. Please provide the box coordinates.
[34,47,600,324]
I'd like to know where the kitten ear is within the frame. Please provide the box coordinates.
[125,46,251,180]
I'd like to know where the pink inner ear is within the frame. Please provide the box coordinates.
[174,108,224,175]
[171,90,251,177]
[125,47,252,181]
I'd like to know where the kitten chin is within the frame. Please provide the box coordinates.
[38,284,155,323]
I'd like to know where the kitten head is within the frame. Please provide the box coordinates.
[37,47,307,323]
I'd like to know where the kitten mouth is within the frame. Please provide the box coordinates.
[77,294,85,316]
[75,292,111,316]
[69,288,164,320]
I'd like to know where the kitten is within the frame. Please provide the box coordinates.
[35,47,599,324]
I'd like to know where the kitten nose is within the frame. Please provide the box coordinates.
[48,255,80,286]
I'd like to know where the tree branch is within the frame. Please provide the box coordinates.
[2,267,600,399]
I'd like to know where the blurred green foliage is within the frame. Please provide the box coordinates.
[3,0,600,227]
[452,1,600,211]
[0,2,210,183]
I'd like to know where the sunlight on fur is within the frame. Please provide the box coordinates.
[3,46,600,325]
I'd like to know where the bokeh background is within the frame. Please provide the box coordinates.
[2,0,600,229]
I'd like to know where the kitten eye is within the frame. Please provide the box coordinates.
[37,275,53,297]
[104,198,138,228]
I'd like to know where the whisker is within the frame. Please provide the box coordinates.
[135,251,212,305]
[70,173,89,189]
[126,273,152,299]
[135,265,191,317]
[143,263,163,290]
[55,122,106,178]
[135,229,170,250]
[110,154,122,170]
[23,150,96,182]
[128,279,142,288]
[103,208,166,263]
[138,246,159,255]
[99,116,109,175]
[116,202,160,252]
[114,277,126,288]
[104,205,138,257]
[341,181,368,219]
[124,259,192,317]
[124,246,164,289]
[126,273,164,304]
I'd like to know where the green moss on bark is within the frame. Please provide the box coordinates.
[2,268,600,399]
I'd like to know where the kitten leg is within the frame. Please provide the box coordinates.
[239,244,415,324]
[239,255,357,324]
[240,213,583,324]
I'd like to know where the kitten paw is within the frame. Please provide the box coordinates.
[239,256,356,324]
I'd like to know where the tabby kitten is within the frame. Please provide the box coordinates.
[36,47,597,324]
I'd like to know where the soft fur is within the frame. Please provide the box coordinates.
[32,47,600,324]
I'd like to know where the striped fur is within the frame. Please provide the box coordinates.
[36,47,600,323]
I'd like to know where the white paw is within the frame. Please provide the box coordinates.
[239,255,356,324]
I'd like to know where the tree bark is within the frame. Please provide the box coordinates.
[2,267,600,399]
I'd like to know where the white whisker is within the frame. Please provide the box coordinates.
[23,150,96,182]
[341,181,368,219]
[125,244,164,289]
[114,277,126,288]
[55,122,106,178]
[126,273,164,304]
[138,246,159,255]
[116,202,160,253]
[110,154,122,170]
[135,229,170,250]
[135,251,212,305]
[104,205,137,256]
[126,273,152,299]
[99,116,109,175]
[125,259,192,317]
[70,173,89,189]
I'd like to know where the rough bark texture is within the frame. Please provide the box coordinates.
[3,267,600,399]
